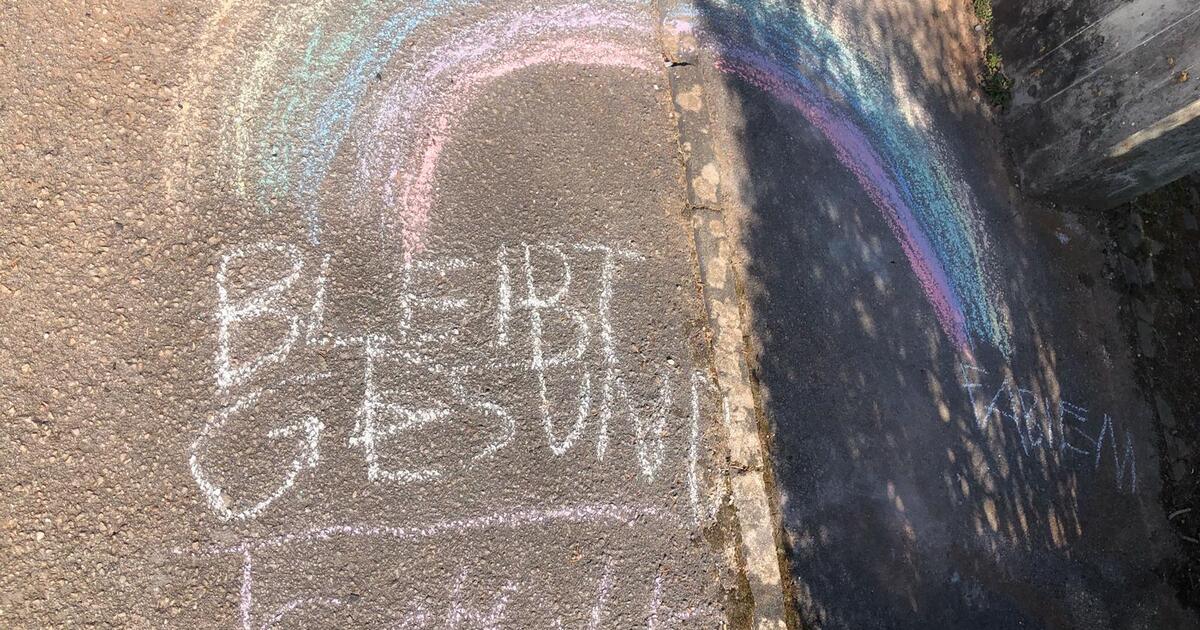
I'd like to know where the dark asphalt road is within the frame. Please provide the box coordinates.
[693,0,1197,628]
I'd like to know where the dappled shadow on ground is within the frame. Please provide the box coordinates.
[1103,174,1200,609]
[691,0,1192,628]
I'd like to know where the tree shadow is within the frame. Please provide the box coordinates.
[689,0,1194,627]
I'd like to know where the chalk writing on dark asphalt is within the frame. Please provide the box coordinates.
[960,363,1137,493]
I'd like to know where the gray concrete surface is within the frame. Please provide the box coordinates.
[1,1,762,627]
[992,0,1200,207]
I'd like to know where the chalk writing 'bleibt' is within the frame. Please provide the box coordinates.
[190,240,731,524]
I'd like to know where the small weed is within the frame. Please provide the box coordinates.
[981,67,1013,108]
[981,51,1012,108]
[972,0,1012,109]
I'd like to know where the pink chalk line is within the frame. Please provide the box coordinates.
[355,4,658,261]
[713,50,971,353]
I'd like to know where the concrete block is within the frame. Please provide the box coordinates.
[992,0,1200,207]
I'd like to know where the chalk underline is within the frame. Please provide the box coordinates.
[173,502,681,556]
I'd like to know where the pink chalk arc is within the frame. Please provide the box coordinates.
[355,5,658,261]
[713,50,972,353]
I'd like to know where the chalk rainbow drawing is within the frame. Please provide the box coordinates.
[171,0,656,258]
[693,0,1011,355]
[169,0,1010,356]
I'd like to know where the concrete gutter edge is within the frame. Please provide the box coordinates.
[654,2,792,628]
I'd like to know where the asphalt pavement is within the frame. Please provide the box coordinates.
[2,0,751,627]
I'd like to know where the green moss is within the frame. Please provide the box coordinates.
[973,0,1012,109]
[973,0,993,23]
